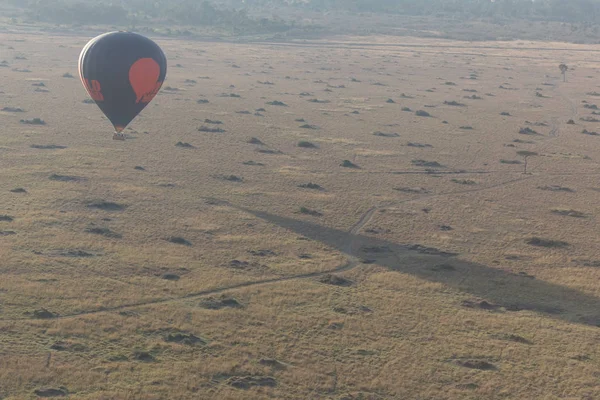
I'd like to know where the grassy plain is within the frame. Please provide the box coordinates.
[1,30,599,399]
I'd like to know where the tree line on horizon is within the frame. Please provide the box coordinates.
[7,0,600,29]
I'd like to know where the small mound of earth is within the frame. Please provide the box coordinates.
[199,295,243,310]
[318,274,353,287]
[227,376,277,389]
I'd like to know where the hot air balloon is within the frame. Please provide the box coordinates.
[79,31,167,140]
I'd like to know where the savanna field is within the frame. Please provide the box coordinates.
[1,30,600,399]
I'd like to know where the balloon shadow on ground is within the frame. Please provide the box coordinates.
[241,207,600,328]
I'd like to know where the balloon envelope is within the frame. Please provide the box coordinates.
[79,31,167,133]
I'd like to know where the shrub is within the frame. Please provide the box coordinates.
[412,159,442,168]
[451,179,477,185]
[551,209,586,218]
[20,118,46,125]
[526,237,569,248]
[444,100,465,107]
[519,127,538,135]
[341,160,359,168]
[298,141,318,148]
[266,100,287,106]
[198,126,225,133]
[167,236,192,246]
[299,207,322,217]
[298,183,323,190]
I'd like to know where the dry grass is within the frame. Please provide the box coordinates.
[0,30,599,399]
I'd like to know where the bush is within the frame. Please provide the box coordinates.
[415,110,431,117]
[341,160,359,168]
[551,209,586,218]
[299,207,322,217]
[444,100,466,107]
[167,236,192,246]
[526,237,569,248]
[298,141,318,148]
[582,129,599,136]
[500,159,522,164]
[519,127,538,135]
[20,118,45,125]
[298,183,323,190]
[451,179,476,185]
[266,100,287,106]
[412,159,442,168]
[198,126,225,133]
